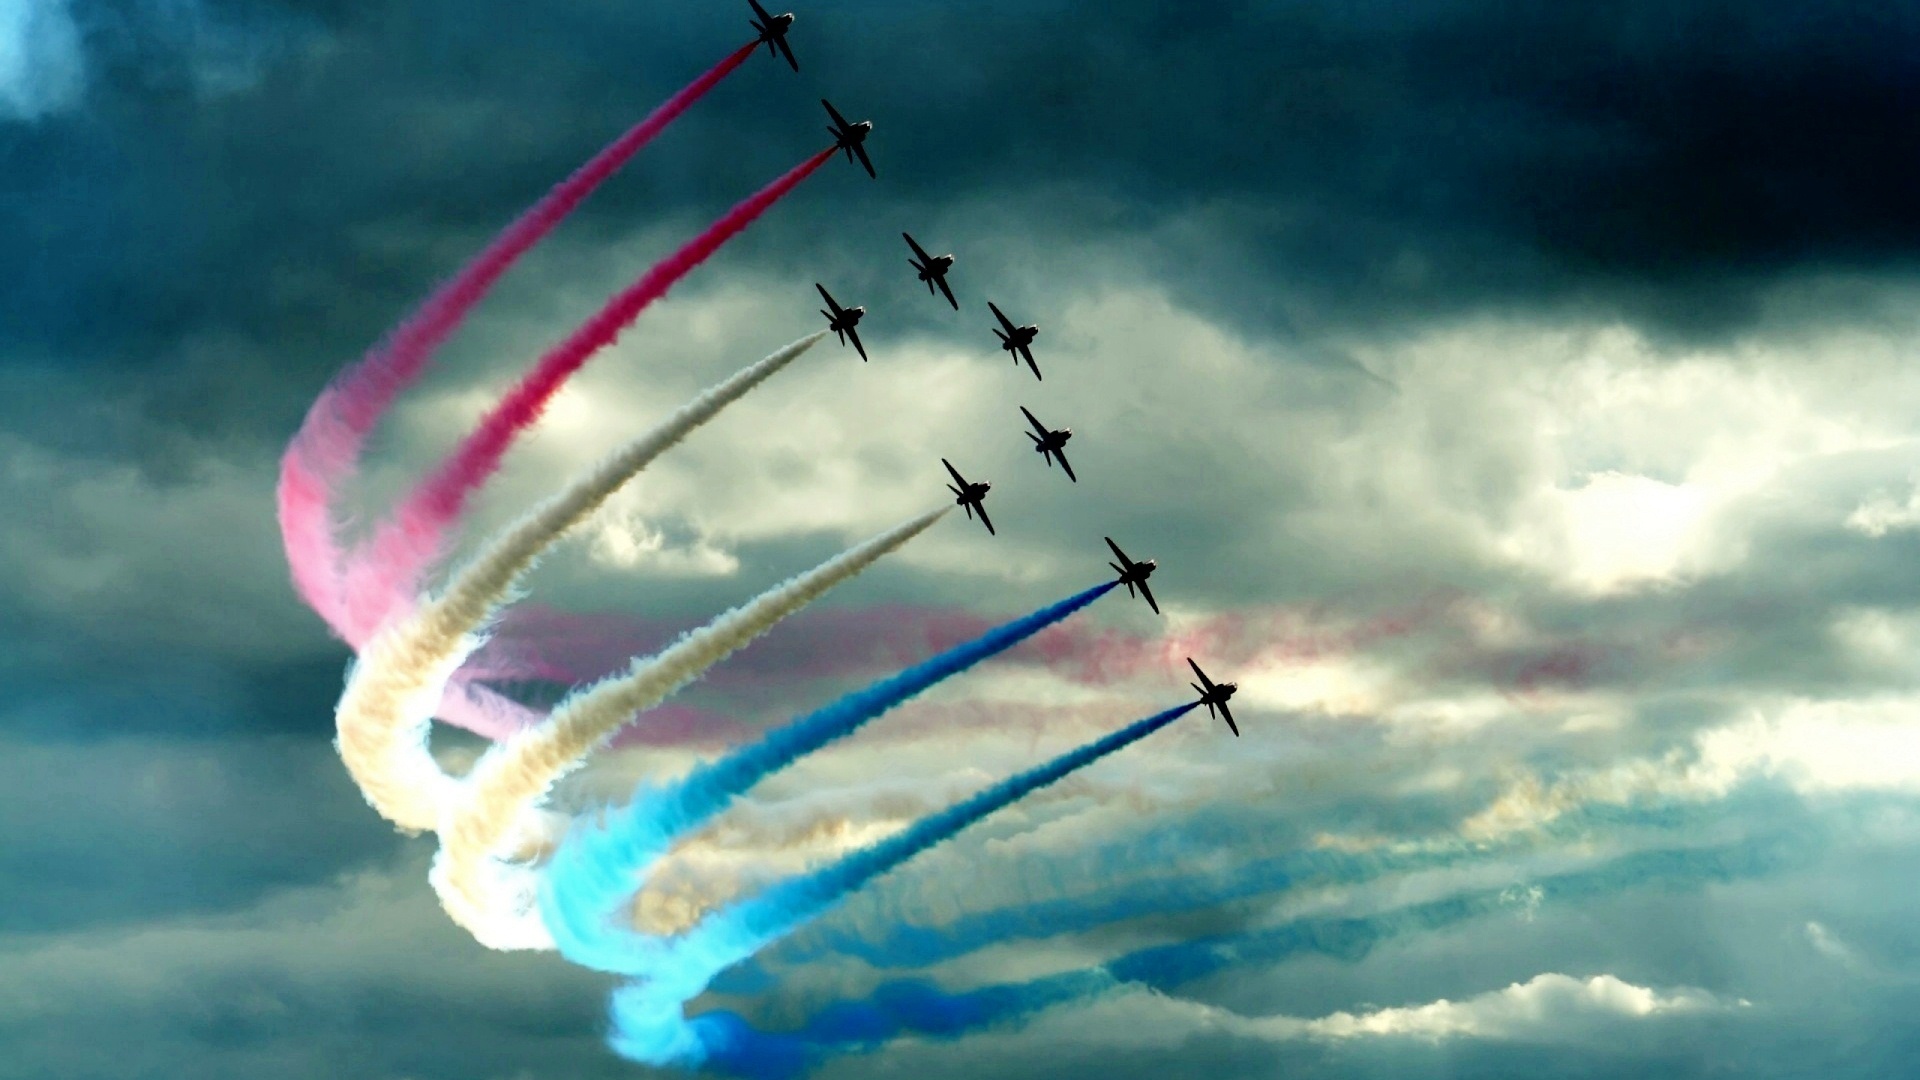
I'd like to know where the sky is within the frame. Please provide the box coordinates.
[7,1,1920,1077]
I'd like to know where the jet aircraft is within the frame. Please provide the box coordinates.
[1020,405,1076,482]
[942,459,994,535]
[1105,536,1159,614]
[988,301,1041,379]
[816,283,867,360]
[823,99,875,178]
[903,232,958,309]
[1188,658,1240,736]
[748,0,799,71]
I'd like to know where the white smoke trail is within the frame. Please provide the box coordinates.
[333,333,827,836]
[431,506,952,949]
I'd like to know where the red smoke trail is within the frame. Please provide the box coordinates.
[276,42,757,645]
[340,147,839,623]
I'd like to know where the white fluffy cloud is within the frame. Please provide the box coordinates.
[1023,973,1738,1051]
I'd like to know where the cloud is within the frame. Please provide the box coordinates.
[1845,477,1920,538]
[0,0,84,121]
[0,0,305,123]
[1293,973,1738,1042]
[1002,973,1739,1055]
[1463,695,1920,840]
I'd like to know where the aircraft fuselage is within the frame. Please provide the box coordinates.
[918,254,954,280]
[1204,683,1237,707]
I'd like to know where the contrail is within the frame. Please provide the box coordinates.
[333,334,827,839]
[535,582,1122,967]
[692,834,1802,1077]
[278,43,758,642]
[342,147,839,626]
[431,507,954,948]
[585,702,1200,1071]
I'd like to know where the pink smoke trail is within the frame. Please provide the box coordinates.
[338,146,839,634]
[276,42,758,645]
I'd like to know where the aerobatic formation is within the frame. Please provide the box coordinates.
[278,8,1247,1074]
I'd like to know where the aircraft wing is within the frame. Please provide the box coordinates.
[1055,447,1078,483]
[815,282,842,316]
[1188,657,1215,690]
[1135,575,1158,613]
[846,324,867,361]
[774,34,798,71]
[1218,700,1239,736]
[989,301,1016,334]
[975,501,995,536]
[1019,345,1041,380]
[822,98,850,130]
[935,274,957,310]
[851,141,876,178]
[903,232,932,262]
[1021,406,1049,438]
[1105,536,1130,566]
[749,0,773,22]
[943,458,968,488]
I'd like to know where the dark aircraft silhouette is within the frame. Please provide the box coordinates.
[1188,658,1240,736]
[903,232,958,310]
[816,283,867,361]
[748,0,799,71]
[942,458,994,535]
[1105,536,1159,614]
[823,99,875,178]
[988,301,1041,379]
[1020,405,1076,482]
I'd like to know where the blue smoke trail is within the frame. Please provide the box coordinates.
[538,581,1120,972]
[698,830,1810,1077]
[774,795,1742,972]
[605,701,1202,1071]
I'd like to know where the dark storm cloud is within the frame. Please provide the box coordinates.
[0,734,394,932]
[11,0,1920,457]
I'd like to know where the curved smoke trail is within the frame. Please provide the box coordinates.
[341,148,838,626]
[591,702,1201,1071]
[279,43,757,641]
[535,582,1122,967]
[333,334,826,838]
[430,508,954,948]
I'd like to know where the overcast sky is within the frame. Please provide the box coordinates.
[8,2,1920,1078]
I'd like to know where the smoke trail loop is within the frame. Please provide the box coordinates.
[576,703,1200,1069]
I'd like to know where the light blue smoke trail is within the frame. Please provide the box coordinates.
[697,829,1811,1077]
[538,581,1120,972]
[606,701,1202,1071]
